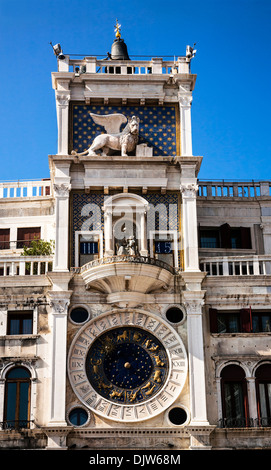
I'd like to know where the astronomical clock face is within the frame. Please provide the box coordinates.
[68,310,187,422]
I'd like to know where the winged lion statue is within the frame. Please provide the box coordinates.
[71,113,140,157]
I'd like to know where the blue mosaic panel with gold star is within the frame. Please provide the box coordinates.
[71,104,179,156]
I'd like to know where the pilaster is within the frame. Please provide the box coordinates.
[182,271,209,430]
[53,175,71,272]
[55,83,71,155]
[180,160,200,272]
[179,94,193,156]
[46,272,73,427]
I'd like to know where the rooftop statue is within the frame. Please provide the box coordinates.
[71,113,140,157]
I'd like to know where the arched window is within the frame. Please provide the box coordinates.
[221,365,249,427]
[4,366,31,429]
[255,364,271,426]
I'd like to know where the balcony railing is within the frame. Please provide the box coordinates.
[200,255,271,276]
[57,56,190,75]
[0,179,51,199]
[218,417,271,428]
[0,239,42,250]
[198,180,271,199]
[0,420,34,430]
[71,254,176,275]
[0,256,53,276]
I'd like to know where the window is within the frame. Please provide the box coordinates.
[70,307,89,324]
[7,311,33,335]
[252,313,271,332]
[68,407,89,427]
[256,364,271,426]
[221,365,249,427]
[4,367,31,429]
[200,229,220,248]
[217,312,240,333]
[165,306,184,324]
[154,238,174,266]
[210,308,252,333]
[80,241,98,256]
[17,227,41,248]
[0,229,10,250]
[75,232,102,267]
[168,407,188,426]
[199,224,251,249]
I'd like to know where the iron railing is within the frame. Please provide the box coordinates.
[218,417,271,428]
[0,420,34,430]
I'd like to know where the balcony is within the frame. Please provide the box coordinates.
[198,180,271,199]
[218,417,271,428]
[0,256,53,277]
[0,179,52,199]
[71,255,176,299]
[200,255,271,276]
[55,55,191,75]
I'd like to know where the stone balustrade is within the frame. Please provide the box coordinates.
[200,255,271,276]
[0,180,51,199]
[198,180,271,199]
[57,56,190,75]
[0,256,53,276]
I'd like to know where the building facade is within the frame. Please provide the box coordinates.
[0,31,271,451]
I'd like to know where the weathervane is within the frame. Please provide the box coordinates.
[114,19,121,38]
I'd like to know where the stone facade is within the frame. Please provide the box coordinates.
[0,36,270,452]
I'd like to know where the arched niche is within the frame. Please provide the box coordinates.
[103,193,149,256]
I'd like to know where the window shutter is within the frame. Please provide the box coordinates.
[209,308,218,333]
[220,223,231,248]
[240,227,252,249]
[0,229,10,249]
[240,308,252,333]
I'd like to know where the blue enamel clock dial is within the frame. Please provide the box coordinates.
[85,326,169,404]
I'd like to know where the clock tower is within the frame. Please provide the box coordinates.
[48,24,213,450]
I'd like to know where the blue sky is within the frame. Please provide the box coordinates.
[0,0,270,182]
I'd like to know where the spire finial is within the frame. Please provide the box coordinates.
[114,19,121,39]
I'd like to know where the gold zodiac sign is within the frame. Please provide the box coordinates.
[154,355,164,367]
[98,380,112,390]
[142,382,151,390]
[153,370,162,383]
[91,358,102,374]
[133,331,142,342]
[141,382,156,396]
[149,344,159,352]
[117,330,129,342]
[129,390,139,402]
[110,389,123,399]
[101,335,114,354]
[145,385,156,396]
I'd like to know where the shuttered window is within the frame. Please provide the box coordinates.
[17,227,41,248]
[199,225,251,249]
[0,229,10,250]
[209,308,266,333]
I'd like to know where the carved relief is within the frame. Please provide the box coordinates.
[53,183,71,197]
[180,183,199,198]
[71,114,140,157]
